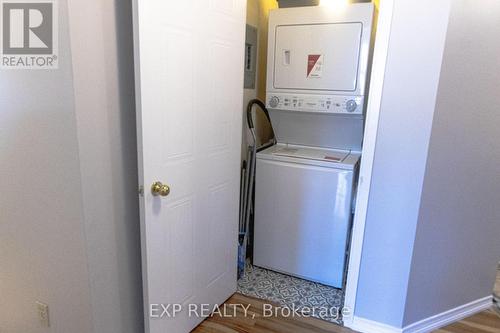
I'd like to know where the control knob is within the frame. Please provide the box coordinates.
[346,100,358,113]
[269,96,280,108]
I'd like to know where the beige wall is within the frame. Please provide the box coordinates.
[242,0,260,157]
[241,0,276,148]
[256,0,277,102]
[254,0,278,144]
[242,0,278,150]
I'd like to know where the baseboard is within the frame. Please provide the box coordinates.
[349,296,493,333]
[402,296,493,333]
[350,316,402,333]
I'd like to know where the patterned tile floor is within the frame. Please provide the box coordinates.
[237,263,345,325]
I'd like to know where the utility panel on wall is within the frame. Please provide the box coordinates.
[244,25,257,89]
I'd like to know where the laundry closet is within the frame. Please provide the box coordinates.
[129,1,500,332]
[237,0,377,325]
[132,0,382,331]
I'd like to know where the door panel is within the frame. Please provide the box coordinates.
[133,1,246,332]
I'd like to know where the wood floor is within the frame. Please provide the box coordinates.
[193,293,500,333]
[193,293,353,333]
[434,309,499,333]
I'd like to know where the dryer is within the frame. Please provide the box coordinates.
[253,4,374,288]
[265,3,374,152]
[266,3,373,115]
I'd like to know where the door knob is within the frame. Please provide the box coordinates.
[151,181,170,197]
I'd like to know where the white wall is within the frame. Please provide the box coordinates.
[0,1,142,332]
[355,0,500,329]
[354,0,451,327]
[403,0,500,325]
[0,2,94,332]
[67,0,143,332]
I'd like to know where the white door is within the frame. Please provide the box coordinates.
[132,1,246,332]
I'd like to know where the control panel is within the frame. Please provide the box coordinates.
[266,93,364,115]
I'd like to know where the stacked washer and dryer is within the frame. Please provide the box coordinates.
[253,4,374,289]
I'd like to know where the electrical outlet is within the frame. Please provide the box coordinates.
[36,301,50,327]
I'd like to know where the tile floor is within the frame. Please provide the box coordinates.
[237,263,345,325]
[236,262,500,326]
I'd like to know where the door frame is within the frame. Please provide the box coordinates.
[343,0,394,328]
[130,0,394,328]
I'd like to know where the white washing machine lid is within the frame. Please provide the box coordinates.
[257,143,360,170]
[273,145,350,162]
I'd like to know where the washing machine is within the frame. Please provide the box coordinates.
[253,4,373,288]
[254,144,359,288]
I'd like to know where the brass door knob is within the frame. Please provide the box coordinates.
[151,181,170,197]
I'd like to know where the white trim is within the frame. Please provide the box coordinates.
[343,0,395,328]
[350,296,493,333]
[402,296,493,333]
[351,316,402,333]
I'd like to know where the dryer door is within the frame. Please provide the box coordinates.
[273,23,362,92]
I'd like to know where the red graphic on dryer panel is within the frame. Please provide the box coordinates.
[307,54,322,77]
